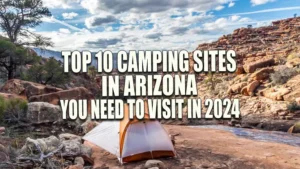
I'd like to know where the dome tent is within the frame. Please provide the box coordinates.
[83,103,176,163]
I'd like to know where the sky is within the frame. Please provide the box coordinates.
[32,0,300,52]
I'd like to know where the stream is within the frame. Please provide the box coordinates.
[191,125,300,147]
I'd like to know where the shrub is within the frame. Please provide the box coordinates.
[23,57,70,86]
[0,96,6,124]
[270,67,298,85]
[287,102,300,112]
[0,96,28,124]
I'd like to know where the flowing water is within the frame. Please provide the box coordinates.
[191,125,300,147]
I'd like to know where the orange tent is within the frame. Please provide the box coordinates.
[83,102,176,163]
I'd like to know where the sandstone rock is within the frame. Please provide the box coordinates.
[0,92,25,101]
[227,82,247,94]
[286,57,300,68]
[0,79,62,99]
[27,102,61,124]
[235,66,245,75]
[144,160,166,169]
[241,86,249,96]
[243,57,275,73]
[283,75,300,101]
[74,157,85,166]
[29,87,93,104]
[29,87,94,114]
[250,67,274,81]
[247,80,260,96]
[260,87,291,101]
[283,89,300,102]
[59,133,82,143]
[296,98,300,104]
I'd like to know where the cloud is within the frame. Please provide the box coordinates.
[80,0,232,14]
[215,5,225,11]
[62,12,78,19]
[59,28,71,34]
[168,26,189,35]
[230,15,240,21]
[228,1,235,7]
[251,0,275,6]
[228,6,300,15]
[42,0,79,8]
[85,15,118,28]
[144,32,163,40]
[85,38,122,48]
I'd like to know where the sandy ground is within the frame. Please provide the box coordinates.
[85,125,300,169]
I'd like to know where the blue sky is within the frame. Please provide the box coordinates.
[34,0,300,52]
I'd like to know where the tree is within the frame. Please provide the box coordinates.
[0,0,52,80]
[23,57,70,86]
[0,38,39,79]
[0,0,52,46]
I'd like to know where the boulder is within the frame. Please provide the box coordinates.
[29,87,94,112]
[243,57,275,73]
[286,57,300,68]
[0,79,62,100]
[235,65,245,75]
[145,160,166,169]
[296,98,300,104]
[61,140,92,159]
[250,67,274,81]
[241,86,249,96]
[0,92,26,101]
[283,75,300,101]
[59,133,82,143]
[260,87,291,101]
[227,82,247,94]
[20,136,60,154]
[247,80,260,96]
[74,157,85,166]
[27,102,61,124]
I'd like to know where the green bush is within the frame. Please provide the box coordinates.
[270,67,298,85]
[0,96,6,124]
[287,102,300,112]
[0,96,28,124]
[23,57,70,86]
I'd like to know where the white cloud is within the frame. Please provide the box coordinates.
[215,5,225,11]
[62,12,78,19]
[231,15,240,21]
[228,1,235,7]
[42,0,80,9]
[251,0,275,6]
[80,0,232,14]
[59,28,71,34]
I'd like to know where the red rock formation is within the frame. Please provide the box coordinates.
[0,79,62,100]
